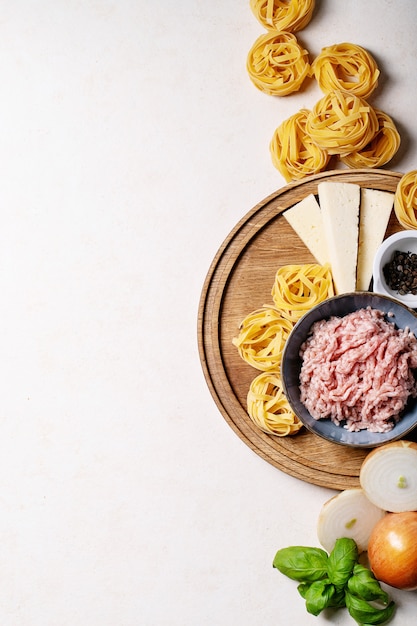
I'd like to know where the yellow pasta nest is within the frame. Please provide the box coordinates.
[394,170,417,229]
[249,0,315,33]
[246,31,310,96]
[271,263,334,321]
[247,372,302,436]
[310,42,380,98]
[305,90,378,156]
[341,108,401,169]
[270,108,330,181]
[232,307,294,372]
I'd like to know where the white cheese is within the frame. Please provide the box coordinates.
[317,181,361,294]
[356,188,394,291]
[283,193,329,265]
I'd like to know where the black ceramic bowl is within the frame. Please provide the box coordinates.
[281,292,417,447]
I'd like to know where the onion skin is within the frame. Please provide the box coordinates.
[368,511,417,590]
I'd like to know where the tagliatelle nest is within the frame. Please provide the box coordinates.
[305,90,379,156]
[246,31,310,96]
[249,0,315,33]
[232,307,294,372]
[341,109,401,169]
[270,108,330,181]
[310,42,380,98]
[271,263,334,322]
[394,170,417,229]
[247,372,302,436]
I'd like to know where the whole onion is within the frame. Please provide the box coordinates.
[368,511,417,590]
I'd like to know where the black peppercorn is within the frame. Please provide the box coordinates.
[383,249,417,295]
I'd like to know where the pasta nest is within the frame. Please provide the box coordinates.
[394,170,417,229]
[341,108,401,169]
[270,108,330,181]
[247,372,302,436]
[247,31,310,96]
[249,0,315,33]
[271,263,334,321]
[310,42,380,98]
[232,307,294,372]
[305,90,379,156]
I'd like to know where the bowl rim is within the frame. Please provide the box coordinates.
[281,292,417,448]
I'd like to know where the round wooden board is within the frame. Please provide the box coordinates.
[197,168,416,490]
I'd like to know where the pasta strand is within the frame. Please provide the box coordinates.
[271,263,334,321]
[247,31,310,96]
[232,307,294,371]
[394,170,417,229]
[305,90,378,156]
[250,0,315,33]
[310,42,380,98]
[341,108,400,169]
[270,109,329,181]
[247,372,302,436]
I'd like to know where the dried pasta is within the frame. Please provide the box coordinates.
[232,307,293,372]
[394,170,417,229]
[270,108,330,181]
[310,42,380,98]
[305,90,378,156]
[247,372,302,436]
[249,0,315,33]
[341,108,400,169]
[271,263,334,321]
[247,31,310,96]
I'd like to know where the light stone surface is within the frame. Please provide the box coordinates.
[0,2,416,624]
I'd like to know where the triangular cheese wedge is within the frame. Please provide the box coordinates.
[356,188,394,291]
[283,193,329,265]
[318,181,361,294]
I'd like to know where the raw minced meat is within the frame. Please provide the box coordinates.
[299,307,417,432]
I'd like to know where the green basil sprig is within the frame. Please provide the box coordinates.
[273,537,395,625]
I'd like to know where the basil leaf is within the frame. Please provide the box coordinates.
[298,580,345,608]
[348,564,389,603]
[345,591,396,625]
[273,546,328,582]
[304,579,336,616]
[327,585,346,609]
[327,537,358,587]
[297,582,309,599]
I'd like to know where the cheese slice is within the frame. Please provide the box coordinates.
[356,188,394,291]
[317,181,360,294]
[283,193,329,265]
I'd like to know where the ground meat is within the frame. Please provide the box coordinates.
[299,307,417,432]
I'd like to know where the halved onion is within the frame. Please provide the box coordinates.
[359,440,417,513]
[317,488,385,554]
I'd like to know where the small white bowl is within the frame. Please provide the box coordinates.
[372,230,417,309]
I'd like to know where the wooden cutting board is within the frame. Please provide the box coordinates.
[198,168,417,490]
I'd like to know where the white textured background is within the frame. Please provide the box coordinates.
[0,1,416,624]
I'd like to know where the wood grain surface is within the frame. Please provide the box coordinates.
[197,169,417,490]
